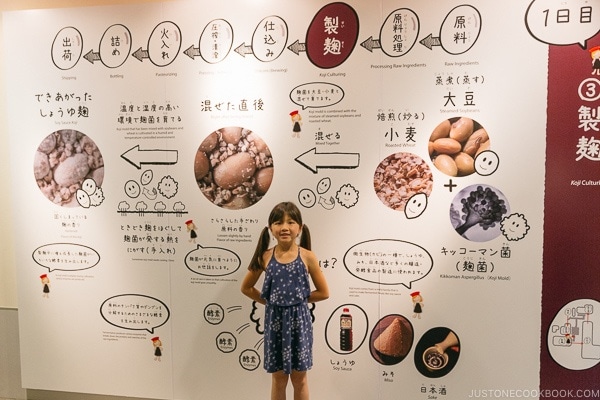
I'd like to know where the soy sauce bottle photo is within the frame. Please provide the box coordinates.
[340,307,353,351]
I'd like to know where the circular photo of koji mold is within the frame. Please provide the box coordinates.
[34,129,104,207]
[194,126,273,210]
[450,184,510,242]
[369,314,413,366]
[428,117,490,177]
[373,152,433,212]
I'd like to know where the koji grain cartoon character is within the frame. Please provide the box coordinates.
[151,336,163,361]
[590,46,600,75]
[411,291,423,319]
[290,110,302,137]
[185,219,197,243]
[40,274,50,298]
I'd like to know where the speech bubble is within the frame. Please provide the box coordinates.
[184,244,241,277]
[32,243,100,273]
[290,82,344,110]
[100,294,170,334]
[526,0,600,48]
[343,239,433,288]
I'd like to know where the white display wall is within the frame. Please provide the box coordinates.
[4,1,599,399]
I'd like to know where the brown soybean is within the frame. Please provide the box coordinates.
[194,151,210,179]
[220,126,243,145]
[449,117,474,143]
[213,152,256,190]
[254,167,273,195]
[470,128,489,143]
[434,154,458,176]
[430,119,451,141]
[433,138,462,155]
[454,152,475,176]
[476,140,490,156]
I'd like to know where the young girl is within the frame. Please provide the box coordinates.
[241,201,329,400]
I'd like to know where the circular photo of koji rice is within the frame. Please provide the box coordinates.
[194,126,273,210]
[33,129,104,207]
[428,117,490,177]
[373,152,433,212]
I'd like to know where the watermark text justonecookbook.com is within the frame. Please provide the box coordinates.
[468,389,600,398]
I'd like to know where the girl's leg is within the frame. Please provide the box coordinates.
[271,371,289,400]
[290,370,309,400]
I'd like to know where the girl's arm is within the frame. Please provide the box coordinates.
[304,249,329,303]
[240,267,266,304]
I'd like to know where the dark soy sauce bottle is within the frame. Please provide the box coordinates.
[340,308,353,351]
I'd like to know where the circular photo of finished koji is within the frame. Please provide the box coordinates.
[33,129,104,207]
[194,126,273,210]
[373,152,433,212]
[450,184,510,242]
[428,117,490,177]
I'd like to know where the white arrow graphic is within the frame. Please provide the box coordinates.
[121,145,178,169]
[295,148,360,174]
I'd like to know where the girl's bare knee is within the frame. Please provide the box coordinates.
[290,370,307,387]
[272,371,289,387]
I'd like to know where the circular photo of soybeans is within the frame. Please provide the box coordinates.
[194,126,273,210]
[373,152,433,212]
[34,129,105,207]
[450,184,510,242]
[428,117,490,177]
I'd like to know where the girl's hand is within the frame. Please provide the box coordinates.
[240,267,266,304]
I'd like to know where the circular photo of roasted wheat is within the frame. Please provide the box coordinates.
[428,116,490,177]
[194,126,273,210]
[34,129,105,207]
[373,152,433,212]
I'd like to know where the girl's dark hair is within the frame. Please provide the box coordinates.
[248,202,311,271]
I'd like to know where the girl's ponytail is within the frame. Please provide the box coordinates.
[248,227,270,271]
[300,224,312,251]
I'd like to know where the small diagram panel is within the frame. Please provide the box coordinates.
[548,299,600,370]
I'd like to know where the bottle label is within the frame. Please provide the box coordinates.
[340,316,352,329]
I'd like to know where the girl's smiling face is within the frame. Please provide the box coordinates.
[270,213,301,245]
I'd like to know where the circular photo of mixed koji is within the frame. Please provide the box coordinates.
[373,152,433,212]
[194,126,273,210]
[450,184,510,242]
[428,117,490,177]
[34,129,104,207]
